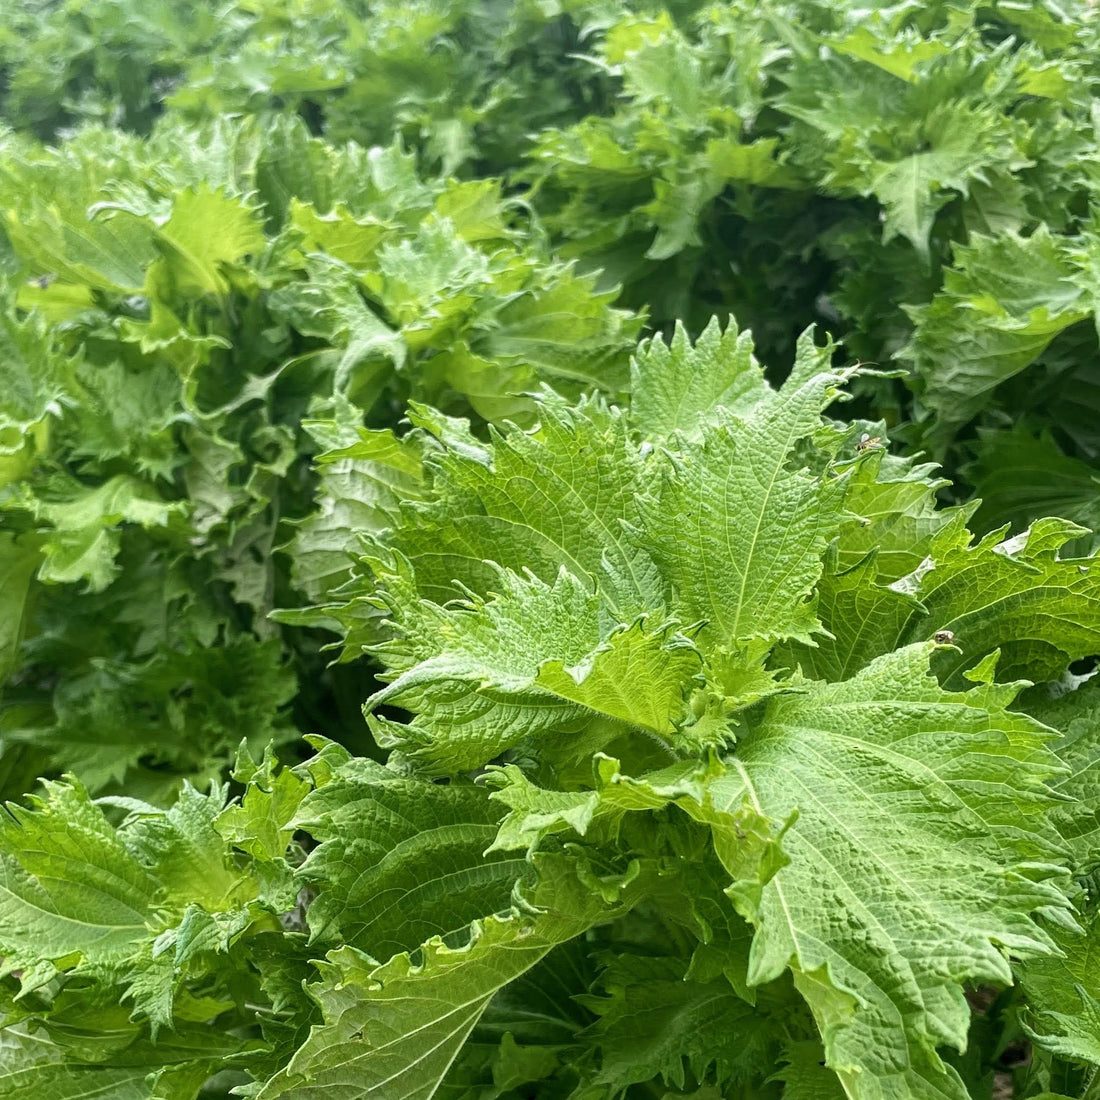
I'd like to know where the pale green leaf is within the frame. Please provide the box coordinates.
[149,183,265,297]
[0,1024,152,1100]
[0,778,158,976]
[902,229,1090,440]
[629,317,765,441]
[368,566,699,772]
[382,394,661,620]
[286,416,425,605]
[638,331,855,647]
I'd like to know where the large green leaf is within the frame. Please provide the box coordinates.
[0,1024,153,1100]
[629,317,765,441]
[381,393,661,618]
[254,855,648,1100]
[0,778,159,979]
[637,331,854,647]
[711,644,1071,1100]
[293,756,524,957]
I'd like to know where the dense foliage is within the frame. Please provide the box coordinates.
[0,117,639,801]
[3,1,1100,1098]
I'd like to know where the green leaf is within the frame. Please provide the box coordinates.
[534,618,702,735]
[486,753,786,895]
[1019,904,1100,1067]
[871,104,1008,258]
[254,855,646,1100]
[115,782,246,910]
[0,303,66,464]
[368,565,700,772]
[0,777,158,980]
[4,190,156,294]
[0,1024,153,1100]
[24,475,185,592]
[581,956,779,1092]
[15,637,297,798]
[476,263,640,396]
[0,1004,246,1100]
[966,424,1100,538]
[286,415,425,605]
[629,317,765,441]
[148,183,265,297]
[831,449,971,582]
[488,1032,558,1092]
[710,643,1071,1099]
[637,331,855,647]
[827,26,950,83]
[381,393,660,618]
[1025,674,1100,870]
[288,198,394,267]
[215,746,311,865]
[267,254,405,393]
[769,1040,847,1100]
[787,514,1100,687]
[293,756,523,958]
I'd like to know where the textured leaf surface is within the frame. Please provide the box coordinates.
[789,514,1100,687]
[581,956,777,1091]
[294,756,523,958]
[0,779,158,975]
[1026,674,1100,869]
[369,567,700,771]
[383,395,660,618]
[901,230,1090,442]
[638,333,854,648]
[0,1025,152,1100]
[255,856,646,1100]
[1019,905,1100,1067]
[710,644,1071,1099]
[629,318,765,440]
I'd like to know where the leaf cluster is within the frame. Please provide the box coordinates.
[0,115,639,800]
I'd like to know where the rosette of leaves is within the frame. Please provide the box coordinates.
[217,318,1100,1099]
[3,321,1100,1095]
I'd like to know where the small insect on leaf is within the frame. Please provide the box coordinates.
[933,630,955,645]
[857,433,882,452]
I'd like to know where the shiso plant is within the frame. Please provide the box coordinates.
[3,1,1100,1097]
[5,321,1100,1098]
